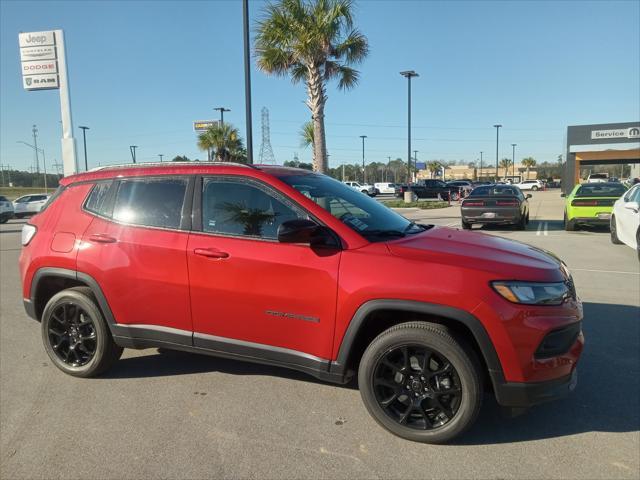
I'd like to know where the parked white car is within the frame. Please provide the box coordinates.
[587,173,609,183]
[374,182,396,194]
[13,194,50,218]
[0,195,14,223]
[610,184,640,258]
[343,181,376,196]
[515,180,544,191]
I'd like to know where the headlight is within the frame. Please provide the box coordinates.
[21,224,37,246]
[491,281,570,305]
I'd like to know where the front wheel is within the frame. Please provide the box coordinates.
[41,287,123,377]
[358,322,482,444]
[531,186,539,191]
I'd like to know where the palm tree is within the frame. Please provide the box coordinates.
[299,121,315,166]
[197,123,244,162]
[427,161,441,179]
[255,0,369,173]
[522,157,537,180]
[499,158,513,179]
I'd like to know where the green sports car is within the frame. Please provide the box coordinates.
[563,182,628,231]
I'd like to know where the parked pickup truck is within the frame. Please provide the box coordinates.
[396,179,458,200]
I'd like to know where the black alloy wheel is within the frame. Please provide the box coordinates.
[358,322,482,443]
[42,287,122,377]
[372,344,462,430]
[47,303,97,367]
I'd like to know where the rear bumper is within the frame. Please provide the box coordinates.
[462,207,522,223]
[572,216,610,225]
[494,369,578,407]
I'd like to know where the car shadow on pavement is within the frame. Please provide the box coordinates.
[457,301,640,445]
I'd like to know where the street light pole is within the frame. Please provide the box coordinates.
[158,154,164,162]
[480,151,483,180]
[493,124,502,182]
[360,135,367,183]
[400,70,419,183]
[129,145,138,163]
[511,143,517,181]
[78,126,89,171]
[242,0,253,164]
[214,107,231,127]
[32,125,40,174]
[17,141,47,191]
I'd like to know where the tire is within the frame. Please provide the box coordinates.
[516,214,526,230]
[0,217,8,224]
[358,322,483,444]
[41,287,123,377]
[564,212,577,231]
[461,219,472,230]
[449,191,460,202]
[531,186,539,191]
[610,216,623,244]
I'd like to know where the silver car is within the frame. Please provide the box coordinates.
[0,195,14,223]
[13,194,50,218]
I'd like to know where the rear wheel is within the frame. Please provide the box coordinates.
[449,191,460,202]
[531,186,539,191]
[516,214,527,230]
[564,212,577,231]
[358,322,482,444]
[461,219,472,230]
[610,216,623,244]
[41,287,122,377]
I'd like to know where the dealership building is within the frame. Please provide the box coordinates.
[564,121,640,193]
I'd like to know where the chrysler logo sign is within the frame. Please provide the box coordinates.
[591,127,640,140]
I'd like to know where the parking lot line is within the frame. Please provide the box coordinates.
[570,268,640,275]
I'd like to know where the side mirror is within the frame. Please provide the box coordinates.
[526,194,533,199]
[277,219,339,248]
[625,201,639,213]
[560,193,566,197]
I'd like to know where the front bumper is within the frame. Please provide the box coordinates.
[494,369,578,408]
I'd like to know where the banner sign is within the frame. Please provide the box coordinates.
[193,120,218,132]
[18,31,59,90]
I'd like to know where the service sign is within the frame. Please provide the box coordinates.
[20,45,56,62]
[22,59,58,75]
[591,127,640,140]
[23,73,59,90]
[19,31,56,48]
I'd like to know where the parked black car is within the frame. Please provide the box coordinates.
[460,184,531,229]
[396,179,457,200]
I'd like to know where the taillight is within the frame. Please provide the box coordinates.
[463,200,484,206]
[572,200,598,206]
[21,224,37,246]
[496,201,518,206]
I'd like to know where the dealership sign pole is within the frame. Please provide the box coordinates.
[19,30,78,176]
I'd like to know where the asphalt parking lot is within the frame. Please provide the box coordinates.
[1,190,638,479]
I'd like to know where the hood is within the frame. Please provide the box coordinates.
[386,226,565,282]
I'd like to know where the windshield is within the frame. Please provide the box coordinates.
[277,172,425,241]
[576,184,626,197]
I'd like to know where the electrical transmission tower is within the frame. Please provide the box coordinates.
[259,107,276,164]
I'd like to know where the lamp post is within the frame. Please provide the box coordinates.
[78,126,89,171]
[158,154,164,162]
[32,125,40,174]
[493,124,502,182]
[479,151,483,180]
[129,145,138,163]
[400,70,419,182]
[242,0,253,164]
[359,135,367,183]
[511,143,517,181]
[214,107,231,127]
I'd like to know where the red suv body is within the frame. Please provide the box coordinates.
[19,163,584,443]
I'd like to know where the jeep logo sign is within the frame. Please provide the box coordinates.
[19,31,55,48]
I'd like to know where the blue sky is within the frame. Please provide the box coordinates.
[1,0,639,173]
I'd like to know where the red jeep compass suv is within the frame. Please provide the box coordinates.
[19,163,584,443]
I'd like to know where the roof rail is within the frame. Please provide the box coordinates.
[87,161,259,172]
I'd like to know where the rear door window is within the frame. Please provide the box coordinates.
[113,177,188,229]
[85,181,114,217]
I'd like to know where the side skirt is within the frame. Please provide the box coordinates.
[112,325,348,385]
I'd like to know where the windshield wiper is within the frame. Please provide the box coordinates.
[403,222,428,233]
[361,229,406,238]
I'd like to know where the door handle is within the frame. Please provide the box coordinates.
[88,233,117,244]
[193,248,229,259]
